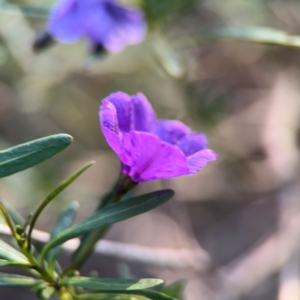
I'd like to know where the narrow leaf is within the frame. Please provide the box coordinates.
[41,189,174,261]
[194,27,300,48]
[151,35,185,79]
[76,290,176,300]
[47,201,79,271]
[37,286,56,300]
[0,272,42,287]
[0,134,72,177]
[71,184,139,265]
[76,293,150,300]
[0,259,31,268]
[61,277,163,291]
[0,239,28,263]
[27,162,94,250]
[131,291,177,300]
[159,281,185,299]
[0,199,25,226]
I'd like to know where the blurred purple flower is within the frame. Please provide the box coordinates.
[99,92,217,182]
[47,0,146,52]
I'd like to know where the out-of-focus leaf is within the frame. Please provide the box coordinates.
[0,272,42,287]
[0,45,8,66]
[193,27,300,48]
[76,290,176,300]
[77,293,150,300]
[61,277,163,291]
[142,0,196,24]
[159,281,185,299]
[41,189,174,261]
[46,201,79,272]
[0,134,73,178]
[0,239,28,263]
[0,3,49,19]
[37,286,56,300]
[0,198,25,226]
[130,290,177,300]
[0,259,31,268]
[150,34,185,79]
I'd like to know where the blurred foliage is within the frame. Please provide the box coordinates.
[141,0,197,27]
[1,0,300,299]
[158,281,185,300]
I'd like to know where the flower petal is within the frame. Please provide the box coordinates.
[120,131,189,182]
[132,93,156,132]
[104,92,156,133]
[103,92,133,133]
[177,133,208,156]
[155,120,190,145]
[47,0,88,43]
[99,100,121,155]
[187,149,218,174]
[84,0,114,46]
[99,1,146,52]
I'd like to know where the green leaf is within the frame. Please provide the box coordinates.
[76,291,177,300]
[41,189,174,261]
[194,27,300,48]
[0,239,28,263]
[130,291,177,300]
[27,162,94,250]
[0,259,32,268]
[72,180,139,264]
[150,34,184,79]
[36,286,56,300]
[0,199,25,226]
[61,277,164,291]
[159,281,185,299]
[0,272,42,287]
[142,0,196,25]
[0,134,73,177]
[76,293,150,300]
[47,201,79,272]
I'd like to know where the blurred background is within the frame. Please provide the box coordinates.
[1,0,300,299]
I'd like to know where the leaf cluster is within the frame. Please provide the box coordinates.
[0,135,176,299]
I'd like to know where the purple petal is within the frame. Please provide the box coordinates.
[104,92,156,133]
[47,0,88,43]
[94,1,146,52]
[84,0,114,46]
[187,149,218,174]
[177,133,208,156]
[132,93,156,132]
[99,99,122,155]
[103,92,133,133]
[120,131,189,182]
[156,120,190,145]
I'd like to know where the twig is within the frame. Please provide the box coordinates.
[0,223,210,271]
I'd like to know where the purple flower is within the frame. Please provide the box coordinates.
[47,0,146,52]
[99,92,217,182]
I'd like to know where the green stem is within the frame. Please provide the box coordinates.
[0,202,18,240]
[19,245,55,283]
[27,162,95,251]
[63,174,137,276]
[61,226,107,277]
[0,205,56,284]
